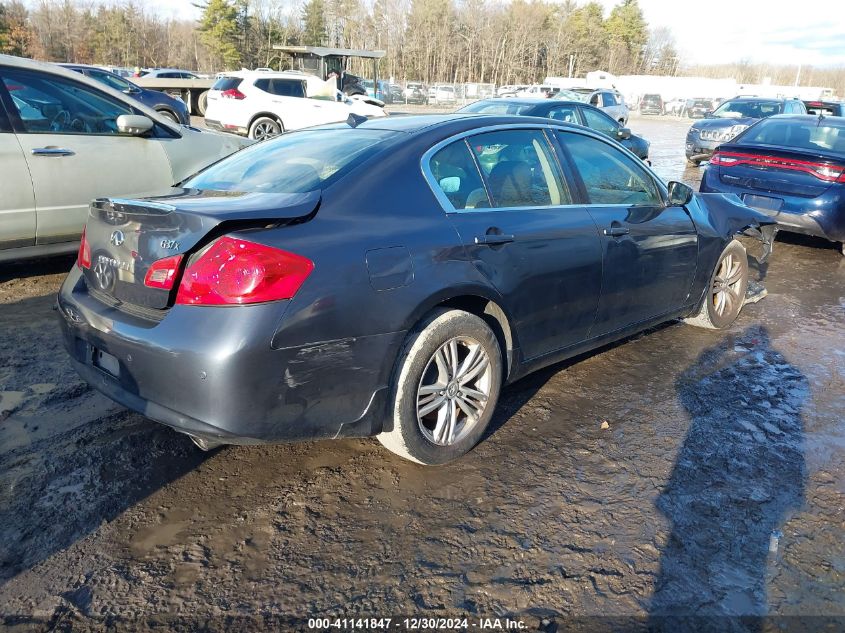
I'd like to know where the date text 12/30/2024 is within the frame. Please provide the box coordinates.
[307,618,528,630]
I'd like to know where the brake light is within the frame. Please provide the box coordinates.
[221,88,245,100]
[175,237,313,306]
[144,254,183,290]
[710,150,845,182]
[77,227,91,269]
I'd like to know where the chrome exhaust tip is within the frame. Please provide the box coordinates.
[187,434,222,451]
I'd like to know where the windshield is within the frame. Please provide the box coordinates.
[712,100,782,119]
[738,118,845,152]
[184,129,395,194]
[459,101,533,115]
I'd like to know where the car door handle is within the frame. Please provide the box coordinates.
[474,234,515,246]
[603,226,630,237]
[31,147,75,157]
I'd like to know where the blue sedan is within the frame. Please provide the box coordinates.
[60,64,190,125]
[701,115,845,254]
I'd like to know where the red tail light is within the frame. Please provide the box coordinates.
[221,88,246,100]
[77,227,91,269]
[144,254,183,290]
[710,150,845,182]
[175,236,313,306]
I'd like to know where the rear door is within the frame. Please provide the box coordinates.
[556,130,698,335]
[0,67,173,245]
[0,94,35,249]
[427,128,603,360]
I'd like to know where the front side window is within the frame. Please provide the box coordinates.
[2,69,134,134]
[184,128,394,194]
[603,92,618,106]
[582,108,618,137]
[559,132,661,206]
[469,129,569,207]
[429,140,489,210]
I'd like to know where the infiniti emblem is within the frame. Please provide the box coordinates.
[110,230,125,247]
[93,260,116,291]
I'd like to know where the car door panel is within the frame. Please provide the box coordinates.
[1,67,174,244]
[427,129,603,360]
[556,130,698,336]
[0,132,36,248]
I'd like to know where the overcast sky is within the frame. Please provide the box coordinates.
[597,0,845,67]
[144,0,845,68]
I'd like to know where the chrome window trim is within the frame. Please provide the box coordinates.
[421,122,667,213]
[421,123,583,214]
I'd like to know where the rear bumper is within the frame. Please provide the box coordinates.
[700,169,845,242]
[203,119,247,136]
[57,268,402,444]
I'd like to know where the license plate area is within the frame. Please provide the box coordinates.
[92,347,120,378]
[743,194,783,213]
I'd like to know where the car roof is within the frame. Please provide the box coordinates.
[322,113,593,137]
[759,114,845,125]
[0,54,177,128]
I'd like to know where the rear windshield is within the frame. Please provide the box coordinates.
[738,118,845,153]
[212,77,243,91]
[712,100,782,119]
[459,101,533,115]
[183,128,396,193]
[804,102,842,116]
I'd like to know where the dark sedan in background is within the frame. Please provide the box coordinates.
[61,63,190,124]
[686,96,807,166]
[58,115,773,465]
[702,114,845,253]
[457,98,650,161]
[803,100,845,117]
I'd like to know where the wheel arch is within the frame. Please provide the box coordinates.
[248,111,284,131]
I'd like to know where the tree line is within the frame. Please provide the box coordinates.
[1,0,843,96]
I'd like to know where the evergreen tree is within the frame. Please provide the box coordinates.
[196,0,241,70]
[301,0,327,46]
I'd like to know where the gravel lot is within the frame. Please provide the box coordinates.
[0,114,843,632]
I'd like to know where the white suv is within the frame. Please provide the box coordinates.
[205,71,386,141]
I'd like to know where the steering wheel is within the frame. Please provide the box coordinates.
[49,109,70,132]
[68,116,90,133]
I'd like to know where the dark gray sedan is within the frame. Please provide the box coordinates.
[58,114,774,465]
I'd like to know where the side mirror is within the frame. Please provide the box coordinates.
[704,110,714,118]
[617,127,632,140]
[116,114,154,135]
[668,181,694,206]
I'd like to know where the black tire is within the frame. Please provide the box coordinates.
[685,239,749,329]
[197,90,208,116]
[248,116,282,141]
[156,108,179,123]
[378,309,503,465]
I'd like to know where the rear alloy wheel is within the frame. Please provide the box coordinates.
[685,239,749,329]
[248,116,282,141]
[378,309,502,465]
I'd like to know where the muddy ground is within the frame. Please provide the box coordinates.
[0,116,843,632]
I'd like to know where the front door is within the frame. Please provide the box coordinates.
[0,116,36,249]
[556,130,698,337]
[427,128,603,360]
[0,67,172,244]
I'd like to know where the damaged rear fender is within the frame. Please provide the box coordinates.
[688,192,778,263]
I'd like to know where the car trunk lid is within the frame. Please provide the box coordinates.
[713,144,845,198]
[82,188,319,311]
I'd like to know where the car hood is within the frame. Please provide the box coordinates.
[163,127,253,183]
[691,116,758,131]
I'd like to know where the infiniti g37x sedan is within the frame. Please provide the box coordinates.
[58,115,775,464]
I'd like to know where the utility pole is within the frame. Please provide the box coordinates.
[794,63,801,86]
[568,53,575,78]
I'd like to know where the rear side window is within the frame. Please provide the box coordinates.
[212,77,243,91]
[254,78,306,98]
[469,129,569,207]
[547,105,578,123]
[429,141,490,210]
[183,128,394,193]
[559,132,660,205]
